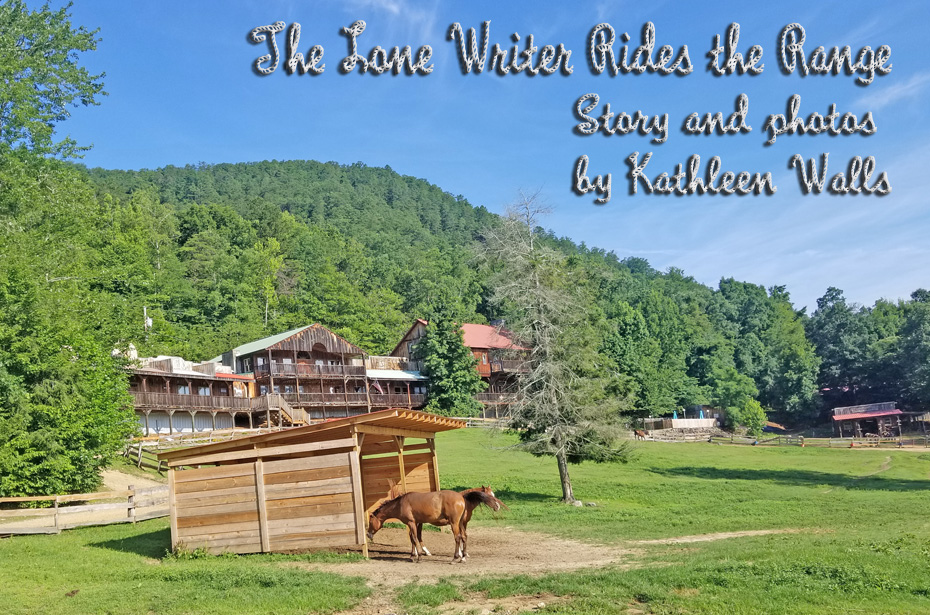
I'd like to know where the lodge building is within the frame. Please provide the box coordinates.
[128,320,513,435]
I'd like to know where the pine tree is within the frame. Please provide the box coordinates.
[482,193,631,503]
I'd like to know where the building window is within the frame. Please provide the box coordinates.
[177,384,190,395]
[197,386,210,396]
[219,386,228,395]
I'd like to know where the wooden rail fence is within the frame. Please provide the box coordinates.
[0,485,169,536]
[709,435,930,448]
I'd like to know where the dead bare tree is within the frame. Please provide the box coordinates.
[481,192,631,503]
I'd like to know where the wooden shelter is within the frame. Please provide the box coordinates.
[157,409,465,556]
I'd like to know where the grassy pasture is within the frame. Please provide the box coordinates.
[1,429,928,614]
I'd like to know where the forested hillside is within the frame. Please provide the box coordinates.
[4,152,928,439]
[76,160,930,424]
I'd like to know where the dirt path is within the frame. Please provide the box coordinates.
[630,528,806,545]
[100,469,165,490]
[294,526,639,588]
[295,526,637,615]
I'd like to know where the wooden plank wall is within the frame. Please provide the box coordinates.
[172,451,358,554]
[361,449,436,511]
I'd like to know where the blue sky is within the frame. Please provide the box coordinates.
[56,0,930,310]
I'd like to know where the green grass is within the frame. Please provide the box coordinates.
[0,520,368,615]
[2,429,930,614]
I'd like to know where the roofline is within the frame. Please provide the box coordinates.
[236,323,367,357]
[390,318,428,356]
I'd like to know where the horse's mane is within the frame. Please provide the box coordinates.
[371,493,405,516]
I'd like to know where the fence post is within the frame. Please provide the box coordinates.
[136,443,143,468]
[128,484,136,523]
[53,496,60,534]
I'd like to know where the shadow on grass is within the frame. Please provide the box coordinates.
[89,526,171,559]
[650,466,930,492]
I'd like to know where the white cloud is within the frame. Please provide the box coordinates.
[854,71,930,111]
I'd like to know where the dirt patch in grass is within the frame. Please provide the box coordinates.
[440,593,561,615]
[292,526,638,588]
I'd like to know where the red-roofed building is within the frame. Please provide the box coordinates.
[832,402,903,437]
[392,319,527,416]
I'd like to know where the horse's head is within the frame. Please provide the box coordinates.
[366,512,383,541]
[482,485,496,498]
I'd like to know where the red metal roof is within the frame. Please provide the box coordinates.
[832,409,902,421]
[215,372,254,381]
[461,323,526,350]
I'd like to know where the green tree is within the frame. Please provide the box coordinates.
[738,398,768,437]
[807,287,873,409]
[417,303,485,417]
[0,1,105,157]
[483,194,631,503]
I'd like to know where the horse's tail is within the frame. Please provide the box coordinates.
[463,490,508,512]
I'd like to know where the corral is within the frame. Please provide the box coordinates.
[156,409,465,555]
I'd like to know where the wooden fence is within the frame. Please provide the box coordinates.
[0,485,169,536]
[709,435,930,448]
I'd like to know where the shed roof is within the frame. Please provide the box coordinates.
[832,409,902,421]
[391,319,526,355]
[158,409,465,463]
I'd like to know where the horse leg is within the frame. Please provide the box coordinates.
[416,523,431,556]
[406,521,421,563]
[460,520,469,561]
[450,519,464,564]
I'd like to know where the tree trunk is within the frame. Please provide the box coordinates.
[556,448,575,503]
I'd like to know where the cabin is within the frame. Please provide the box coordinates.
[392,319,527,417]
[157,409,465,555]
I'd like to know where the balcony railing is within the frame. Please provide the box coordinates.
[833,402,897,416]
[370,393,426,407]
[475,392,518,404]
[254,362,366,378]
[490,360,529,374]
[131,391,252,411]
[277,392,369,406]
[366,356,423,371]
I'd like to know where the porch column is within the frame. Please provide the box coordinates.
[268,349,275,394]
[394,436,407,494]
[294,348,301,405]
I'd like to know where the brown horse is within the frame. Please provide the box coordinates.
[634,429,647,440]
[367,489,500,563]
